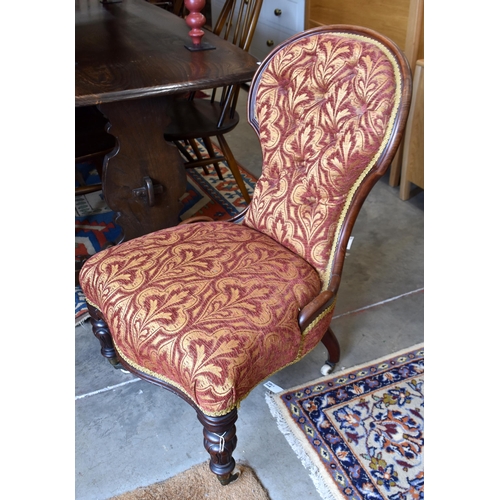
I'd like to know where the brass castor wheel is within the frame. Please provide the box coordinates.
[218,465,241,486]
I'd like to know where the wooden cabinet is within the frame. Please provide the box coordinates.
[212,0,305,62]
[400,59,424,200]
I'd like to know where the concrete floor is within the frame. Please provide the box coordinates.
[75,87,424,500]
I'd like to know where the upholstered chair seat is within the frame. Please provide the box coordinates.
[80,220,323,416]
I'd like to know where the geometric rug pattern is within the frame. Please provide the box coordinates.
[75,145,257,324]
[266,344,424,500]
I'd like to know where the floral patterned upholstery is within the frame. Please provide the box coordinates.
[245,31,401,286]
[80,29,404,418]
[81,221,322,416]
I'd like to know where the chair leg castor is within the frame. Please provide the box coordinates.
[320,361,336,376]
[218,468,241,486]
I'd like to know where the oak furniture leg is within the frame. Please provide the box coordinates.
[216,134,251,204]
[388,146,403,187]
[202,137,224,180]
[187,138,211,175]
[400,59,424,200]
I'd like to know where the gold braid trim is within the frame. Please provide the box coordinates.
[85,297,100,310]
[301,299,337,338]
[113,342,242,417]
[93,308,338,418]
[113,341,313,418]
[321,32,403,289]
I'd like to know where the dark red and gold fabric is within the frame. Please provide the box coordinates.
[80,221,322,416]
[244,31,403,286]
[80,30,405,419]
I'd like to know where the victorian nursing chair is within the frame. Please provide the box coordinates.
[163,0,264,205]
[80,25,412,485]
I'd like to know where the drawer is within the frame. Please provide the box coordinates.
[249,21,293,62]
[211,0,304,62]
[260,0,304,32]
[212,0,304,33]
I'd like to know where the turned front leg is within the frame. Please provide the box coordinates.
[197,409,239,485]
[87,303,120,368]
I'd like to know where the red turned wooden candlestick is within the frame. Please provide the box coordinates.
[184,0,215,51]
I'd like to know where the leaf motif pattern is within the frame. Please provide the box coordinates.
[80,31,403,417]
[80,222,321,415]
[244,33,400,285]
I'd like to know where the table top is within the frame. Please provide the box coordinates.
[75,0,260,106]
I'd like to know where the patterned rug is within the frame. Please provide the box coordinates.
[266,344,424,500]
[75,144,257,324]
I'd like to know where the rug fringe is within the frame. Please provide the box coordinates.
[76,313,90,327]
[265,392,341,500]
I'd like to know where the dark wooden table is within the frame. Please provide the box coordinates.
[76,0,259,241]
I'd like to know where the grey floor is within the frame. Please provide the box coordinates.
[75,88,424,500]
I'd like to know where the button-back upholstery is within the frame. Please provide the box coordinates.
[244,29,403,286]
[80,26,410,421]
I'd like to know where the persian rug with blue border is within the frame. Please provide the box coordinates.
[266,344,424,500]
[75,144,256,324]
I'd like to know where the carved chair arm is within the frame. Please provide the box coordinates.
[298,275,341,332]
[298,290,335,332]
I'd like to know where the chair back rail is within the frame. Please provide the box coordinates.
[210,0,263,122]
[214,0,263,52]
